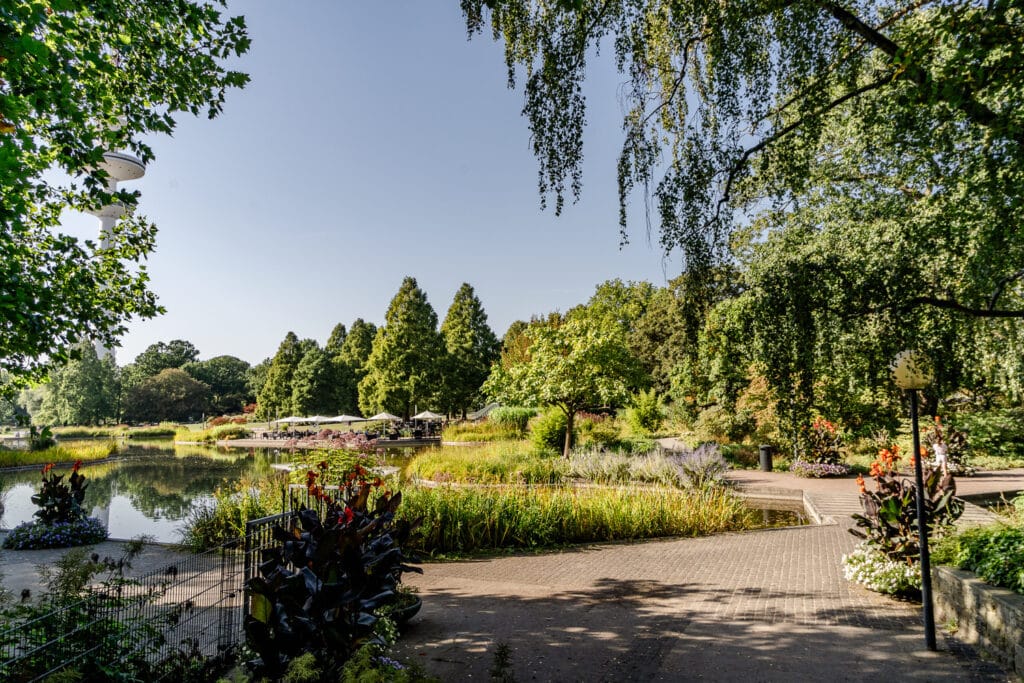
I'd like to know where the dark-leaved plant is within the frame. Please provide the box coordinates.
[244,461,422,678]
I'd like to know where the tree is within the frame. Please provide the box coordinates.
[182,355,252,415]
[0,0,249,383]
[325,323,348,356]
[35,342,119,425]
[132,340,201,378]
[124,368,210,423]
[358,278,443,419]
[439,283,500,417]
[462,1,1024,319]
[256,332,304,420]
[291,345,336,417]
[248,358,272,404]
[484,311,642,457]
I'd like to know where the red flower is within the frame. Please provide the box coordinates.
[72,459,82,473]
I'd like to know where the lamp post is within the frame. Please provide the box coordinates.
[890,350,936,651]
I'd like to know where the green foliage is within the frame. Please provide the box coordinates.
[340,642,437,682]
[795,417,844,466]
[335,318,378,413]
[439,283,500,418]
[0,440,120,468]
[0,3,248,384]
[953,408,1024,460]
[529,409,569,455]
[575,414,621,450]
[922,415,973,475]
[691,404,756,444]
[132,340,200,378]
[2,516,107,550]
[440,421,523,443]
[180,423,250,443]
[400,484,750,555]
[933,524,1024,596]
[182,355,252,415]
[485,311,643,456]
[405,443,563,485]
[28,424,55,451]
[359,277,444,419]
[850,449,964,563]
[36,343,119,426]
[178,477,276,551]
[625,389,664,435]
[290,345,335,417]
[489,407,537,434]
[125,368,211,423]
[256,332,305,420]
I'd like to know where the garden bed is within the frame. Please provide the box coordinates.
[932,565,1024,677]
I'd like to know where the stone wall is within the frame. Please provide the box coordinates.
[932,565,1024,678]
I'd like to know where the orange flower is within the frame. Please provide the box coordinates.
[856,474,866,494]
[870,462,883,478]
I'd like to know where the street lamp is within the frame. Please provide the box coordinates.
[890,350,936,651]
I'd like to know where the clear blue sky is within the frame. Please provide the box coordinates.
[63,1,681,366]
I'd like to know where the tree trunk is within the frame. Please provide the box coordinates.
[563,408,574,459]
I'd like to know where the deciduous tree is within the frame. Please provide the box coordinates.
[1,0,249,382]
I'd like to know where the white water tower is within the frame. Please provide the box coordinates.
[85,146,145,360]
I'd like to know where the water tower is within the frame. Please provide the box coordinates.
[86,146,146,359]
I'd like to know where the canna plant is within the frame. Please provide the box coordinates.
[32,460,89,525]
[850,445,964,564]
[244,460,422,679]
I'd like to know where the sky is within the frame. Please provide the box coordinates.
[62,1,682,367]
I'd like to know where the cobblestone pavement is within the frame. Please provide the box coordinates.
[394,469,1022,682]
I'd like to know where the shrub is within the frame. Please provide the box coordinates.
[626,389,664,435]
[184,424,251,443]
[576,414,621,450]
[932,524,1024,596]
[529,409,570,454]
[567,449,678,487]
[489,406,537,434]
[953,408,1024,460]
[179,476,279,551]
[796,416,843,465]
[842,542,921,596]
[692,404,755,443]
[28,425,56,451]
[209,416,231,427]
[670,443,728,490]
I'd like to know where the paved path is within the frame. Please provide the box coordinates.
[392,469,1023,681]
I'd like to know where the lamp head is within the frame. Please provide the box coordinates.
[890,350,933,390]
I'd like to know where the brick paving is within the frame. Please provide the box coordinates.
[393,469,1023,682]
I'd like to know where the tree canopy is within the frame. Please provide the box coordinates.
[0,0,249,382]
[439,283,500,418]
[359,277,444,419]
[462,0,1024,320]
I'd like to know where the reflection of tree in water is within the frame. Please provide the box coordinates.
[2,446,270,523]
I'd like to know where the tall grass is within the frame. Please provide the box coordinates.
[0,441,121,468]
[49,424,178,439]
[400,484,750,555]
[405,442,564,484]
[178,474,283,551]
[176,424,251,443]
[441,421,523,442]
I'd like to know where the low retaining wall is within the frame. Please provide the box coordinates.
[932,565,1024,678]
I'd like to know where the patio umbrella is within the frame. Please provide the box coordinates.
[412,410,444,420]
[273,416,303,424]
[367,412,401,422]
[329,414,366,423]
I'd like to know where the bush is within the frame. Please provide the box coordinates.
[179,478,277,551]
[692,404,755,443]
[529,409,570,454]
[952,408,1024,460]
[488,406,537,434]
[576,414,621,450]
[625,389,664,435]
[796,417,843,465]
[842,542,921,596]
[932,523,1024,596]
[567,449,678,487]
[183,424,251,443]
[670,443,729,490]
[2,517,108,549]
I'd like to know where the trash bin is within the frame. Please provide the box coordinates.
[759,444,773,472]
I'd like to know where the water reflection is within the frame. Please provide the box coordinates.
[0,443,274,543]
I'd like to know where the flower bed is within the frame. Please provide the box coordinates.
[1,517,108,549]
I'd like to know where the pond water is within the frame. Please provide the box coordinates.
[0,443,810,543]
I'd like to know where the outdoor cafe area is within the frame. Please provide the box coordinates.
[256,411,445,441]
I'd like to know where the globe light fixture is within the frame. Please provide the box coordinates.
[891,349,936,651]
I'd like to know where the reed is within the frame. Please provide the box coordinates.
[0,441,121,468]
[400,484,750,555]
[405,442,565,484]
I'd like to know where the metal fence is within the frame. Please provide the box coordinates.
[0,510,306,683]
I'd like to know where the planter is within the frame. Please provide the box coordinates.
[932,565,1024,677]
[388,595,422,626]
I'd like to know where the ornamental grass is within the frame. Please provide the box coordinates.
[400,484,750,555]
[405,442,565,485]
[0,441,121,468]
